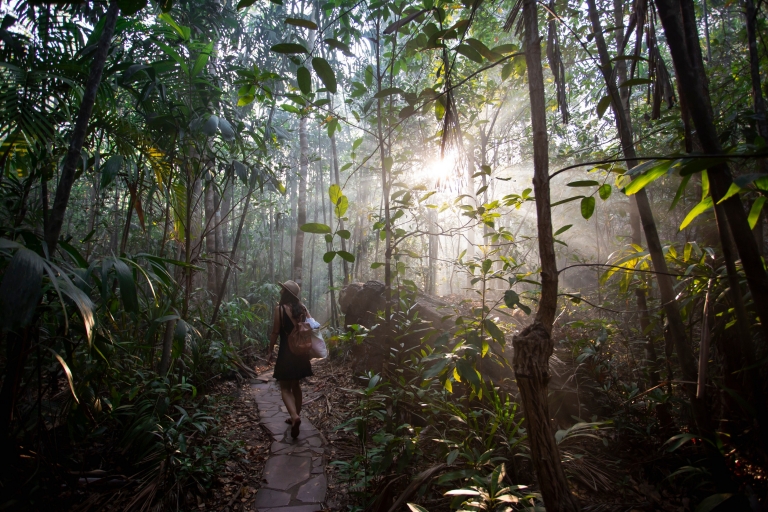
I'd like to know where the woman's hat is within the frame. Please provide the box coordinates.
[279,280,301,300]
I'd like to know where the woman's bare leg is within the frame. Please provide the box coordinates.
[292,380,302,416]
[280,380,300,423]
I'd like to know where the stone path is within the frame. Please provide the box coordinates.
[250,375,328,512]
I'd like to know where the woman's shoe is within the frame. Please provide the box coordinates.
[291,417,301,438]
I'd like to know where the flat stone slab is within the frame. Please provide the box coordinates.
[296,475,327,503]
[262,455,311,491]
[253,489,291,507]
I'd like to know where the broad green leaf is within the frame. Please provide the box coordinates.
[0,246,43,331]
[323,251,336,263]
[623,160,674,195]
[455,44,483,63]
[551,195,583,207]
[599,184,612,200]
[383,156,393,173]
[501,61,514,81]
[748,196,766,229]
[679,156,728,177]
[334,195,349,217]
[716,182,741,204]
[567,180,599,187]
[337,229,351,239]
[554,224,573,236]
[695,494,734,512]
[101,155,123,188]
[270,43,309,54]
[455,359,481,389]
[113,258,139,313]
[374,87,405,99]
[218,118,235,140]
[329,184,342,204]
[465,38,501,60]
[301,223,332,234]
[285,17,318,29]
[297,66,312,95]
[482,258,492,274]
[504,289,519,309]
[312,57,337,93]
[580,196,596,219]
[202,115,219,136]
[324,38,352,56]
[596,95,611,118]
[337,250,355,262]
[435,100,445,120]
[680,196,714,230]
[483,318,505,345]
[619,77,653,87]
[118,0,148,16]
[51,350,79,403]
[371,262,384,269]
[191,41,213,77]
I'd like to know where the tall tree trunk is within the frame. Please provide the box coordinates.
[745,0,768,139]
[293,117,309,287]
[512,1,581,509]
[205,183,217,298]
[427,208,438,295]
[209,181,257,328]
[158,318,177,375]
[655,0,768,347]
[45,0,119,254]
[215,193,224,297]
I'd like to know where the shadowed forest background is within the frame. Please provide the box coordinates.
[1,0,768,509]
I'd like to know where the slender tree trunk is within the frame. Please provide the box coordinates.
[205,183,217,297]
[293,117,308,286]
[158,319,177,375]
[745,0,768,138]
[512,1,581,510]
[209,181,257,328]
[45,0,119,254]
[656,0,768,347]
[375,19,393,322]
[466,147,476,292]
[319,155,337,327]
[215,194,224,296]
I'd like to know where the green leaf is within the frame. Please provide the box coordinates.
[329,184,342,204]
[118,0,148,16]
[567,180,599,187]
[218,118,235,141]
[297,66,312,95]
[695,494,734,512]
[270,43,309,54]
[680,196,714,230]
[483,318,505,344]
[312,57,337,93]
[371,262,384,269]
[501,62,514,81]
[716,182,741,204]
[237,0,257,8]
[323,251,336,263]
[301,223,332,234]
[100,155,123,189]
[191,42,213,77]
[202,115,219,136]
[664,432,697,452]
[554,224,573,236]
[337,250,355,262]
[598,183,612,200]
[455,359,481,389]
[324,38,353,56]
[374,87,405,99]
[623,160,674,195]
[113,258,139,313]
[551,195,583,207]
[334,196,349,217]
[455,44,483,63]
[465,38,501,61]
[670,174,691,211]
[504,289,520,309]
[285,17,318,29]
[597,95,611,118]
[748,196,766,229]
[0,246,43,331]
[580,196,596,219]
[51,350,79,404]
[482,258,493,274]
[337,229,351,239]
[619,77,653,88]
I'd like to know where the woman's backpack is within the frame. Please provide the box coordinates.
[284,305,313,357]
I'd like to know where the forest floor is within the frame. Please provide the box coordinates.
[198,351,700,512]
[201,357,359,512]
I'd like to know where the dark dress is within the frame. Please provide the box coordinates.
[273,305,313,381]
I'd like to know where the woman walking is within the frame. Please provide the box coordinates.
[268,280,313,438]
